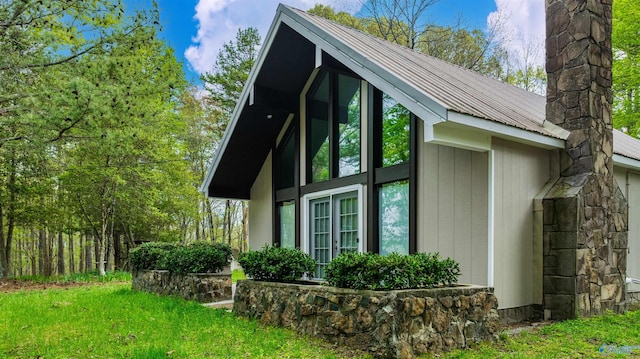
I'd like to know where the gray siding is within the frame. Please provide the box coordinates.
[493,138,551,309]
[614,167,640,292]
[248,152,273,250]
[417,133,489,286]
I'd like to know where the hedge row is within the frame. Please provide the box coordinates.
[130,241,232,274]
[324,252,460,290]
[238,245,460,290]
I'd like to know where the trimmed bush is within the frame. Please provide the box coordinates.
[130,242,177,271]
[324,252,460,290]
[130,241,232,274]
[238,245,316,282]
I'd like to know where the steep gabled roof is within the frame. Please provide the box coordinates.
[201,4,640,199]
[287,7,553,136]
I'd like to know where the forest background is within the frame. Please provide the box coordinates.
[0,0,638,278]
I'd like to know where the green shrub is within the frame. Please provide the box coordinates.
[238,245,316,282]
[324,252,460,290]
[159,242,232,274]
[130,241,232,274]
[130,242,177,271]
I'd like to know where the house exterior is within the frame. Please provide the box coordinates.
[201,3,640,321]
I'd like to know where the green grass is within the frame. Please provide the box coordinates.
[231,268,246,282]
[437,310,640,359]
[3,280,640,359]
[12,270,132,283]
[0,283,354,358]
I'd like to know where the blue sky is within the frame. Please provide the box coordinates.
[126,0,545,84]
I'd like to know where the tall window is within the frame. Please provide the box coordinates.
[369,90,414,255]
[307,71,361,183]
[382,94,410,167]
[278,201,295,248]
[274,125,297,248]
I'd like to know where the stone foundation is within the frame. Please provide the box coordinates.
[628,291,640,310]
[233,280,499,358]
[132,270,232,303]
[498,304,543,324]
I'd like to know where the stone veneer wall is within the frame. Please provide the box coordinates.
[132,270,232,303]
[233,280,499,358]
[543,0,628,319]
[628,291,640,310]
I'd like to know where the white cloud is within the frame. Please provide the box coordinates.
[185,0,362,75]
[488,0,545,68]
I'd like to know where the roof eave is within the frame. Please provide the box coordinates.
[613,154,640,171]
[200,7,289,196]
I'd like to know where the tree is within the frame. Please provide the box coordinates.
[200,27,262,251]
[360,0,441,49]
[612,0,640,136]
[201,27,261,116]
[309,3,505,77]
[59,24,191,276]
[0,0,161,277]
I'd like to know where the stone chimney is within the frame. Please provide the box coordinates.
[543,0,628,319]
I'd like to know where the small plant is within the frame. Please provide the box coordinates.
[130,241,232,274]
[324,252,460,290]
[238,245,316,282]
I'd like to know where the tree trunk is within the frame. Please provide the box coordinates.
[57,232,65,275]
[38,229,46,276]
[113,231,122,270]
[16,233,22,277]
[68,233,75,273]
[93,233,100,271]
[226,200,232,246]
[0,153,17,278]
[242,201,248,253]
[0,205,5,278]
[85,234,92,273]
[29,231,37,276]
[208,199,215,241]
[79,233,85,273]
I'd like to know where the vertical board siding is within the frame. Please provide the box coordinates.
[418,140,489,287]
[621,170,640,292]
[492,138,550,308]
[249,152,273,250]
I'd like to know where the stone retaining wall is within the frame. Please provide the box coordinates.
[132,270,232,303]
[233,280,499,358]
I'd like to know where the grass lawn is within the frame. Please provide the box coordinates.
[2,278,639,359]
[440,310,640,359]
[0,282,356,358]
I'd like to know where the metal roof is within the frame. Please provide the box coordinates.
[614,129,640,162]
[286,6,555,138]
[286,5,640,162]
[201,4,640,198]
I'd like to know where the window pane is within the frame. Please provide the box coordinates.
[337,194,359,254]
[379,180,409,255]
[382,94,410,167]
[308,73,330,182]
[278,201,295,248]
[275,129,295,190]
[338,75,361,177]
[311,197,331,278]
